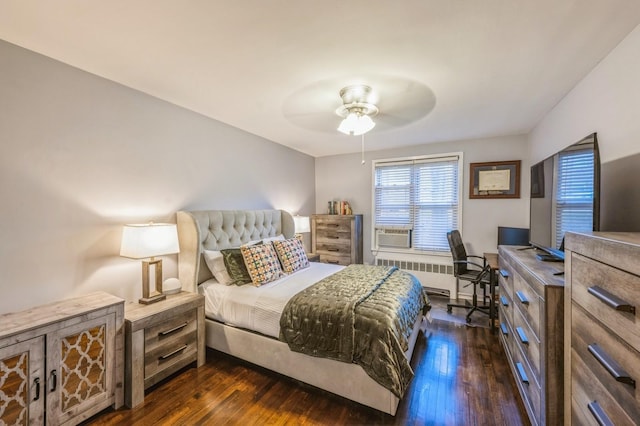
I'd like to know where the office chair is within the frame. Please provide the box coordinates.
[446,230,493,324]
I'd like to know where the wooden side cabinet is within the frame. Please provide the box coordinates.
[0,292,124,425]
[311,214,363,265]
[124,291,205,408]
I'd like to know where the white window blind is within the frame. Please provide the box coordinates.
[374,155,460,252]
[555,149,595,248]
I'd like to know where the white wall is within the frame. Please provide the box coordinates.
[530,24,640,164]
[0,40,315,313]
[315,134,530,265]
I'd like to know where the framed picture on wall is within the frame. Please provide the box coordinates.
[469,160,521,199]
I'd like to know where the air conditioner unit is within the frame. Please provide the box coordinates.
[376,228,411,249]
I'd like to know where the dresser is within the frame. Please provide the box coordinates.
[564,232,640,425]
[311,214,363,265]
[498,246,564,425]
[124,291,205,408]
[0,292,124,425]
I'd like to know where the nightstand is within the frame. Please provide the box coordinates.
[124,291,205,408]
[307,252,320,262]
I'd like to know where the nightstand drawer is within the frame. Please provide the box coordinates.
[144,309,197,353]
[144,330,198,380]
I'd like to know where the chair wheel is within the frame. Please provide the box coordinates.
[466,317,472,324]
[447,307,452,313]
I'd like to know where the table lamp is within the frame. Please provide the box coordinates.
[120,222,180,304]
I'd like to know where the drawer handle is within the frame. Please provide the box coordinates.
[499,269,509,278]
[515,291,529,305]
[159,344,188,361]
[515,362,529,385]
[500,323,509,337]
[587,286,636,315]
[327,260,340,264]
[500,296,509,307]
[587,400,614,426]
[516,327,529,345]
[159,322,189,336]
[50,370,57,392]
[327,248,340,252]
[33,378,40,401]
[588,344,636,388]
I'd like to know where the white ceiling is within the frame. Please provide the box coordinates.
[1,1,639,157]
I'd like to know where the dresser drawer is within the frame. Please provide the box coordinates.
[314,218,352,232]
[498,262,514,299]
[512,271,541,341]
[513,307,541,386]
[571,348,637,426]
[513,343,542,426]
[144,309,197,353]
[315,238,351,254]
[572,303,640,421]
[570,252,640,351]
[318,253,351,266]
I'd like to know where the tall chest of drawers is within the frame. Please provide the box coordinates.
[498,246,565,425]
[311,214,362,265]
[564,232,640,425]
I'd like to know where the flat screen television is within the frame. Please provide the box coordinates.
[529,133,600,261]
[498,226,530,247]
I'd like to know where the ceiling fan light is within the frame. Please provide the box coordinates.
[337,112,359,135]
[338,112,375,136]
[356,114,375,135]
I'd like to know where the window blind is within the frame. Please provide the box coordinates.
[374,155,460,252]
[555,149,594,248]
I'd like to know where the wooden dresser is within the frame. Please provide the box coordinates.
[0,292,124,425]
[311,214,363,265]
[564,232,640,425]
[498,246,564,425]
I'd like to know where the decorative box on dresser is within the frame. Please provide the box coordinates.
[564,232,640,425]
[311,214,363,265]
[498,245,564,425]
[0,291,124,425]
[124,291,205,408]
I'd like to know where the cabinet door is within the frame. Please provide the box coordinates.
[0,337,45,425]
[45,314,115,425]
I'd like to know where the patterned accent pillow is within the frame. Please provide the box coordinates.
[220,248,253,286]
[273,238,310,273]
[240,242,284,286]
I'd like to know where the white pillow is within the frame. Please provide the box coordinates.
[203,250,233,285]
[262,234,285,243]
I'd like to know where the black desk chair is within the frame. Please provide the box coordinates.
[446,230,492,324]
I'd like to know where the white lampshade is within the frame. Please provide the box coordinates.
[120,223,180,259]
[337,113,375,136]
[293,216,310,233]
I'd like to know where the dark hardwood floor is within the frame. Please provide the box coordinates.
[87,296,530,425]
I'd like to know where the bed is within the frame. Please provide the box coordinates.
[176,209,429,415]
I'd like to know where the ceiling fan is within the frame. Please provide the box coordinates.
[335,85,379,136]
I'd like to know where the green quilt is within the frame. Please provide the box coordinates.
[279,264,430,398]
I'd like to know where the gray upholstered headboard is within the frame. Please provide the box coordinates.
[176,209,295,292]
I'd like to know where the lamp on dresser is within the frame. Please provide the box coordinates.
[120,222,179,304]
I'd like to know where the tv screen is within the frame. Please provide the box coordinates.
[498,226,530,247]
[529,133,600,261]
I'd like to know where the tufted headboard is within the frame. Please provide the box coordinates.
[176,209,295,292]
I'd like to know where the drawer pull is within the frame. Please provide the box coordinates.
[515,362,529,385]
[33,378,40,401]
[50,370,57,392]
[499,269,509,278]
[515,291,529,305]
[159,344,188,361]
[587,400,614,426]
[516,327,529,345]
[587,286,636,315]
[500,296,509,307]
[159,322,189,336]
[327,260,340,264]
[588,344,636,388]
[500,323,509,337]
[327,248,340,252]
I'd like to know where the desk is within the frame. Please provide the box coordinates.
[484,252,499,333]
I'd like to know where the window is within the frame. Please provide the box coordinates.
[373,153,462,252]
[554,148,595,248]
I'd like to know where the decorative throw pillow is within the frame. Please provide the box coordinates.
[203,250,233,285]
[240,242,284,286]
[221,248,253,286]
[273,238,310,273]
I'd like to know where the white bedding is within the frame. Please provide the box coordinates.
[199,262,344,338]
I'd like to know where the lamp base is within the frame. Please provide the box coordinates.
[139,293,166,305]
